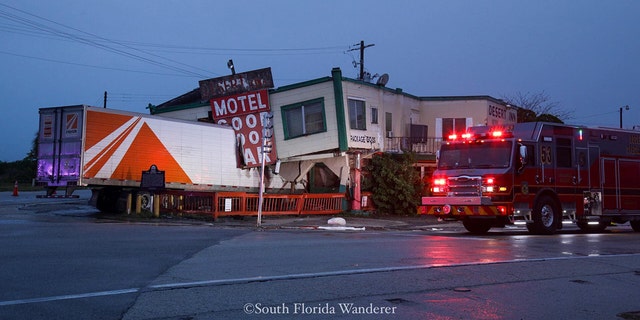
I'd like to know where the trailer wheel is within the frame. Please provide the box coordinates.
[527,195,559,235]
[96,187,120,213]
[631,221,640,232]
[462,220,491,234]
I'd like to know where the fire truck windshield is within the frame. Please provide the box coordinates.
[438,141,512,169]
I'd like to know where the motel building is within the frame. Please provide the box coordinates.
[148,67,517,211]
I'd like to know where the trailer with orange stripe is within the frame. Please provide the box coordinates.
[422,122,640,234]
[36,105,278,212]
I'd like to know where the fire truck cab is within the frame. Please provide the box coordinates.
[422,122,640,235]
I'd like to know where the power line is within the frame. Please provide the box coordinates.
[0,3,354,89]
[103,41,346,54]
[0,23,346,56]
[0,50,196,77]
[0,9,346,57]
[0,3,213,78]
[107,92,177,102]
[572,110,618,121]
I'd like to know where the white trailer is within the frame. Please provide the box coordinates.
[36,105,281,211]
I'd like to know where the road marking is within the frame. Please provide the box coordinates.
[0,288,138,306]
[1,253,639,307]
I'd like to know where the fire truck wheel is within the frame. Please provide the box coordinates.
[577,221,607,233]
[528,195,559,235]
[462,220,491,234]
[630,221,640,232]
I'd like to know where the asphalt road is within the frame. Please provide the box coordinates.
[1,191,639,320]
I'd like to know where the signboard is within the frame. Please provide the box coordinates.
[64,113,80,137]
[42,114,54,139]
[487,104,517,127]
[202,67,276,169]
[199,67,273,101]
[224,198,232,212]
[140,164,165,190]
[211,90,270,119]
[211,90,276,168]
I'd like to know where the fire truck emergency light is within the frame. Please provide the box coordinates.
[432,178,447,193]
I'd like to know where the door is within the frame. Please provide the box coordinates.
[575,147,589,190]
[587,146,600,190]
[37,106,84,187]
[601,157,620,211]
[539,143,554,187]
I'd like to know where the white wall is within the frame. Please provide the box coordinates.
[342,82,385,151]
[269,81,340,159]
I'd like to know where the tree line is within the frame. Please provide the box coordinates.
[0,134,37,189]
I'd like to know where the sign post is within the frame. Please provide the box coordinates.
[257,112,273,227]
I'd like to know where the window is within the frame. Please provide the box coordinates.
[442,118,467,137]
[410,124,428,143]
[385,112,392,137]
[438,141,512,169]
[348,98,366,130]
[522,144,536,166]
[282,98,326,139]
[371,107,378,124]
[556,138,572,167]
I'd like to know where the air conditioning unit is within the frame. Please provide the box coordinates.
[387,131,393,138]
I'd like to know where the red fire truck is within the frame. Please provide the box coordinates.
[422,122,640,234]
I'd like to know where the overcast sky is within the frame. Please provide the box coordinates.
[1,0,639,161]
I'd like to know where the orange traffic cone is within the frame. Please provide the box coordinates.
[12,180,18,197]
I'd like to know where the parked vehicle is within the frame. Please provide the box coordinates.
[36,105,277,212]
[422,122,640,234]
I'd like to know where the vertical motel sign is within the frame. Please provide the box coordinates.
[199,68,276,168]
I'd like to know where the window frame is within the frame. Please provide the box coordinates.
[410,124,429,143]
[348,98,367,130]
[281,98,327,140]
[442,117,467,137]
[555,138,572,168]
[385,112,393,137]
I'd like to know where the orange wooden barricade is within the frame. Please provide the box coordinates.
[154,190,346,219]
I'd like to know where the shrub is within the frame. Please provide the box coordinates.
[362,152,422,215]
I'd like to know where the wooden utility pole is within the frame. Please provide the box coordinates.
[349,40,375,80]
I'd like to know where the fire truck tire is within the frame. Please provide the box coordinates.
[630,221,640,232]
[462,220,492,234]
[527,195,559,235]
[577,221,607,233]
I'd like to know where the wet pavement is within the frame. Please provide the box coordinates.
[1,190,462,232]
[4,190,634,234]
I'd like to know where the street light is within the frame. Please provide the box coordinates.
[619,105,630,129]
